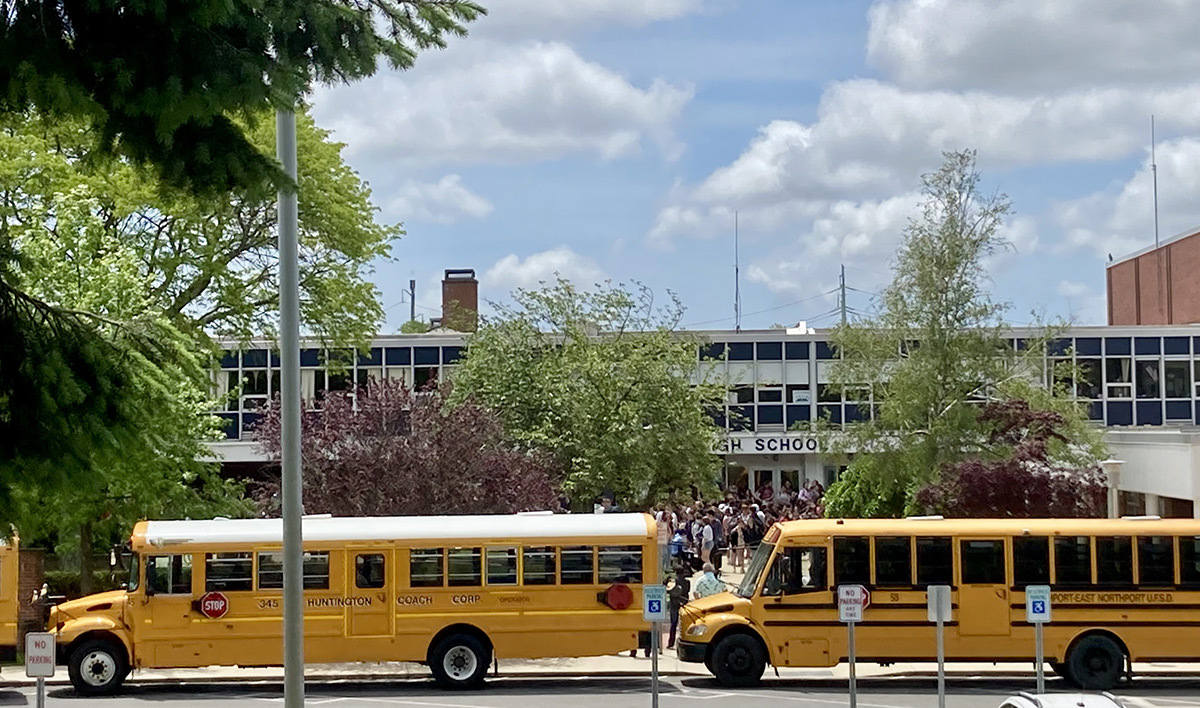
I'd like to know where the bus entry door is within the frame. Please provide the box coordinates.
[346,551,392,637]
[956,538,1011,636]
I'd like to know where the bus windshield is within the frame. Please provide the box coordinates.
[736,543,774,598]
[127,553,140,592]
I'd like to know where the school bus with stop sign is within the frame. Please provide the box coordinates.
[47,512,657,695]
[678,516,1200,690]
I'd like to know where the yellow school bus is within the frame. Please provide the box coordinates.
[0,535,17,663]
[49,512,656,695]
[679,517,1200,690]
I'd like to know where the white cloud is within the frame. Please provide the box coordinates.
[1057,137,1200,260]
[313,41,692,166]
[388,175,493,224]
[867,0,1200,92]
[485,247,606,293]
[1058,281,1089,298]
[475,0,711,38]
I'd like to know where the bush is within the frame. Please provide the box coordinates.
[44,570,126,599]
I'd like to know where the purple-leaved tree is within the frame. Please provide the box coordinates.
[914,400,1107,517]
[253,380,559,517]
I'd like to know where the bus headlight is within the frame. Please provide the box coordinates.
[685,623,707,637]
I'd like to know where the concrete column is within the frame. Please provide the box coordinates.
[1099,459,1125,519]
[1144,493,1161,517]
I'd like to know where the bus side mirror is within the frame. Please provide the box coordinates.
[145,584,156,597]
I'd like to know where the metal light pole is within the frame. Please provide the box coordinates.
[276,106,305,707]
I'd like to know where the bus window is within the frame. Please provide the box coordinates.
[410,549,444,588]
[598,546,642,584]
[257,551,330,590]
[561,546,595,585]
[447,548,482,587]
[206,552,253,592]
[763,547,827,596]
[1054,536,1091,586]
[356,554,386,589]
[147,555,191,594]
[1096,537,1132,586]
[916,537,952,587]
[1137,537,1174,586]
[1013,536,1050,588]
[486,548,517,586]
[523,546,556,585]
[833,537,870,585]
[874,537,912,587]
[960,540,1005,585]
[1179,537,1200,587]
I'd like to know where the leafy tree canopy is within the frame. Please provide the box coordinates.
[822,151,1104,517]
[0,0,485,194]
[254,380,559,516]
[450,279,723,509]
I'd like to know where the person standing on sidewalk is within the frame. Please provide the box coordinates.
[693,563,724,599]
[666,565,691,649]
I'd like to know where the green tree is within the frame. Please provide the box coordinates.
[1,0,485,194]
[451,279,723,509]
[822,151,1103,517]
[400,319,433,334]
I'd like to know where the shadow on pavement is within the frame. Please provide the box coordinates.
[0,690,25,706]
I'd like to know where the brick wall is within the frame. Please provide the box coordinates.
[1108,229,1200,325]
[1169,236,1200,324]
[1108,260,1139,325]
[17,550,44,640]
[441,269,478,332]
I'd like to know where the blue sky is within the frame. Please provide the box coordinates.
[311,0,1200,331]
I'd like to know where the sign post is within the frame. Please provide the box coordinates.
[1026,585,1052,693]
[25,632,55,708]
[927,585,952,708]
[838,584,870,708]
[644,584,668,708]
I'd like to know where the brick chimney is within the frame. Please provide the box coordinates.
[441,268,478,332]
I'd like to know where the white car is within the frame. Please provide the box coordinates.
[999,692,1126,708]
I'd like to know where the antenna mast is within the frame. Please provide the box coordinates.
[1152,115,1160,248]
[839,264,847,325]
[734,211,742,332]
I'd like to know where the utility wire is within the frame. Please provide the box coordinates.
[681,288,838,328]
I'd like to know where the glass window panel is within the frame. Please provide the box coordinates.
[1137,537,1174,586]
[874,537,912,587]
[356,554,386,589]
[1181,537,1200,587]
[1165,361,1191,399]
[560,546,595,585]
[960,540,1006,585]
[523,547,557,585]
[598,546,643,584]
[486,548,518,586]
[728,342,753,361]
[147,555,192,595]
[258,552,283,589]
[205,552,253,592]
[1054,536,1091,586]
[916,537,953,587]
[1137,360,1161,399]
[1077,359,1102,399]
[302,551,330,590]
[756,342,782,360]
[758,388,783,403]
[410,549,444,588]
[1013,537,1050,588]
[447,548,482,587]
[834,537,871,585]
[1096,537,1133,586]
[785,341,809,360]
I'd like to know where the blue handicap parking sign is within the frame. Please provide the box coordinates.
[1031,600,1045,614]
[648,600,662,613]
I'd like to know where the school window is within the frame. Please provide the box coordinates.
[960,540,1006,585]
[147,555,192,595]
[1053,536,1091,586]
[598,546,643,584]
[1105,358,1132,399]
[916,537,953,587]
[205,552,253,592]
[523,547,557,585]
[833,537,870,585]
[486,548,518,586]
[256,551,330,590]
[1179,537,1200,587]
[356,554,386,589]
[1012,536,1050,588]
[447,548,482,587]
[1136,360,1161,399]
[874,537,912,587]
[1137,537,1174,586]
[560,546,595,585]
[1096,537,1133,586]
[410,549,444,588]
[1165,361,1191,399]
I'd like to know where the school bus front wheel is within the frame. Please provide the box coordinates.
[67,638,129,696]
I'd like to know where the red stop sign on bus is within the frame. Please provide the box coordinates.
[199,591,229,619]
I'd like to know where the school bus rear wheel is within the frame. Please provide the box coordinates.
[430,633,491,690]
[67,638,129,696]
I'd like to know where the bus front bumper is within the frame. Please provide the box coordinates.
[676,640,707,663]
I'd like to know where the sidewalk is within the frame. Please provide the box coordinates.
[3,653,1198,688]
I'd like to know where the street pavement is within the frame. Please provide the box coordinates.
[5,675,1200,708]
